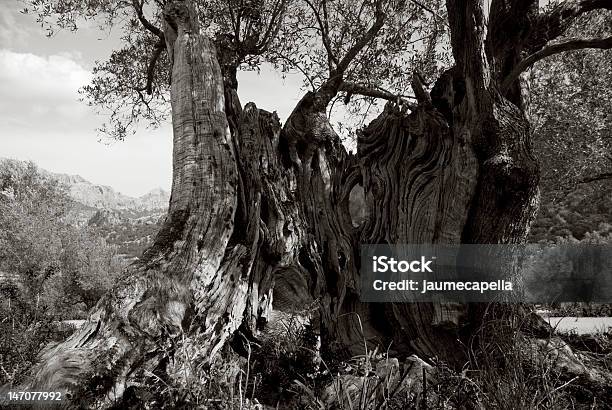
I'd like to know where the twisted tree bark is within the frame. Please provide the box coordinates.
[24,2,248,405]
[21,0,612,406]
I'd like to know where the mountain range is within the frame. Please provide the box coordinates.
[1,157,169,212]
[1,158,169,258]
[49,169,169,214]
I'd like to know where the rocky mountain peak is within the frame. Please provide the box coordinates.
[1,157,170,212]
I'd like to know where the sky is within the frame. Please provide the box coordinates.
[0,1,305,197]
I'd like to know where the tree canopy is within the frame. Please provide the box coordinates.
[531,10,612,193]
[24,0,451,139]
[23,0,612,162]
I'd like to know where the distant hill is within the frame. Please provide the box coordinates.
[529,182,612,243]
[0,158,169,258]
[53,172,169,212]
[0,157,169,211]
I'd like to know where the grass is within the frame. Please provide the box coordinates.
[3,300,612,409]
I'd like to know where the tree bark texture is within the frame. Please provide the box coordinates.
[21,0,560,405]
[24,2,247,405]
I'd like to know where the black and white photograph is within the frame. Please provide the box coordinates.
[1,0,611,408]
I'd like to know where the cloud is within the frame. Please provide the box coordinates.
[0,4,33,49]
[0,50,91,102]
[0,49,92,130]
[0,48,173,197]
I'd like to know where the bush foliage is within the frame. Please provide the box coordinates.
[0,160,124,385]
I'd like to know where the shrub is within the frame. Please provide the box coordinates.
[0,290,73,386]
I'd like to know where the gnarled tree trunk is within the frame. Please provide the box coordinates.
[24,2,250,405]
[23,0,595,406]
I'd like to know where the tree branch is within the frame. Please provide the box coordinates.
[336,0,385,73]
[129,2,168,96]
[406,0,448,26]
[131,0,164,39]
[270,51,318,91]
[307,0,386,108]
[446,0,488,82]
[502,35,612,91]
[257,0,287,53]
[411,71,431,105]
[580,171,612,183]
[303,0,339,69]
[227,2,240,43]
[527,0,612,52]
[136,37,167,95]
[339,81,417,108]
